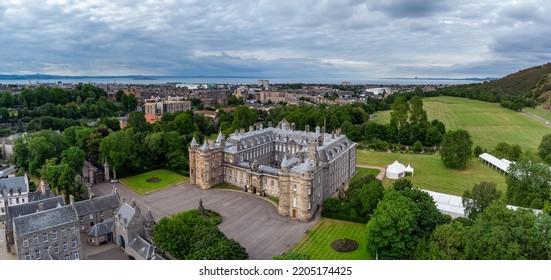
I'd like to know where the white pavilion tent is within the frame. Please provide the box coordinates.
[386,160,406,179]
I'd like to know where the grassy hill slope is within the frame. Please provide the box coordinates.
[373,96,550,152]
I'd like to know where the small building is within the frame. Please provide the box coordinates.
[73,190,120,233]
[115,200,160,260]
[86,218,115,246]
[0,176,30,219]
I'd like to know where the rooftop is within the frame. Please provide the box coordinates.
[13,205,78,236]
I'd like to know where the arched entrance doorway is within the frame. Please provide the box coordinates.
[119,235,125,249]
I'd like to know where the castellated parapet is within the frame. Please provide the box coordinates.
[189,120,356,222]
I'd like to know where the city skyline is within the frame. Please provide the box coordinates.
[0,0,549,80]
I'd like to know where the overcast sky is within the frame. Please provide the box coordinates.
[0,0,550,81]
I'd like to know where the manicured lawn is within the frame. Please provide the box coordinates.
[119,169,188,195]
[373,96,550,152]
[354,167,381,178]
[290,218,371,260]
[357,149,506,196]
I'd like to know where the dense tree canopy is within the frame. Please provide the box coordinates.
[506,154,551,209]
[153,210,248,260]
[462,182,501,219]
[538,133,551,165]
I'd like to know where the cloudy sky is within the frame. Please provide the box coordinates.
[0,0,550,81]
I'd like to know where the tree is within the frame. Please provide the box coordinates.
[439,129,473,170]
[422,221,468,260]
[505,154,551,209]
[409,96,427,124]
[424,126,442,146]
[473,146,483,157]
[538,133,551,164]
[99,130,136,178]
[348,180,384,218]
[61,146,86,175]
[390,97,409,129]
[126,111,149,132]
[493,142,522,161]
[232,106,258,130]
[153,210,247,260]
[462,202,547,259]
[365,190,419,259]
[413,140,423,152]
[393,178,413,191]
[462,182,501,219]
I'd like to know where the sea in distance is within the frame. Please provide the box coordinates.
[0,76,491,86]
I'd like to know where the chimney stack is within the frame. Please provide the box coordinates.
[38,202,44,212]
[69,195,75,206]
[305,125,310,133]
[249,126,254,132]
[268,121,273,128]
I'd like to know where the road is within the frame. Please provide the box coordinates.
[91,182,317,260]
[521,110,551,128]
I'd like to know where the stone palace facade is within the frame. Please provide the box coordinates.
[189,119,356,221]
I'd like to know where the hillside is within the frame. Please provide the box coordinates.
[480,62,551,104]
[434,62,551,110]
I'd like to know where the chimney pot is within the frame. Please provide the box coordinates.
[38,203,44,212]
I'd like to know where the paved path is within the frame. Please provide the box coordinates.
[520,110,551,128]
[91,182,317,260]
[357,164,386,181]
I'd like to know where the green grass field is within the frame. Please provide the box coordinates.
[120,169,189,195]
[373,96,550,152]
[524,106,551,121]
[290,218,371,260]
[353,167,381,179]
[357,149,506,196]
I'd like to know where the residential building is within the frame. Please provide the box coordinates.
[12,204,81,260]
[73,190,120,233]
[0,176,30,219]
[115,200,160,260]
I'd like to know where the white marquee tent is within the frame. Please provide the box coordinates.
[386,160,406,179]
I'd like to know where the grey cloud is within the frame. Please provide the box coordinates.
[367,0,452,18]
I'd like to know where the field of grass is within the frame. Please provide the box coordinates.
[357,149,506,196]
[373,96,550,152]
[290,218,371,260]
[120,169,188,195]
[524,106,551,121]
[354,167,380,178]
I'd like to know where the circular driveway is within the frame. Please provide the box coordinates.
[91,182,317,260]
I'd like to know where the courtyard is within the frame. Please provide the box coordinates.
[90,181,317,260]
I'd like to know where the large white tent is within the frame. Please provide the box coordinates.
[386,160,406,179]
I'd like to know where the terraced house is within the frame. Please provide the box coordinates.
[189,119,357,221]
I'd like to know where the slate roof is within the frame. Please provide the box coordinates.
[13,205,78,236]
[87,218,115,237]
[74,193,119,216]
[144,209,154,222]
[128,234,159,260]
[117,202,135,226]
[7,196,65,230]
[27,188,54,202]
[0,176,29,195]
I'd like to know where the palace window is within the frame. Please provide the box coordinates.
[35,249,41,260]
[71,238,77,248]
[43,233,48,243]
[52,230,57,240]
[308,202,311,210]
[72,252,80,260]
[53,244,59,253]
[23,238,29,248]
[61,229,67,237]
[292,197,297,208]
[33,235,39,245]
[63,242,68,251]
[24,252,31,260]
